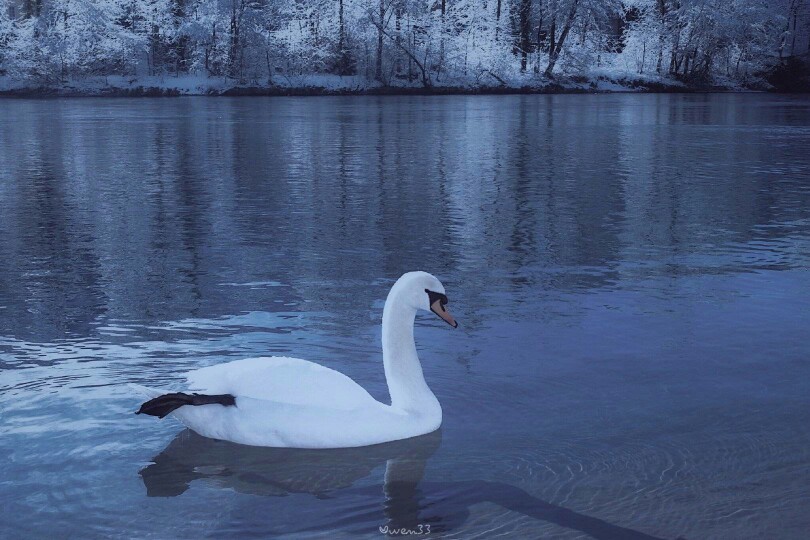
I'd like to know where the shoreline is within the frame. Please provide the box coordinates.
[0,75,767,98]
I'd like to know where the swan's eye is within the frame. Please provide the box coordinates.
[425,288,457,327]
[425,289,448,309]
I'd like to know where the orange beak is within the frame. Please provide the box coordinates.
[430,299,458,328]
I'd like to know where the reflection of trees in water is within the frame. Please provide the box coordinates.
[0,103,106,339]
[0,96,808,340]
[141,429,663,539]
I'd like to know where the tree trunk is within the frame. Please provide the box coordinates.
[439,0,446,81]
[172,0,189,75]
[337,0,354,75]
[655,0,667,73]
[640,40,646,73]
[545,0,579,77]
[518,0,531,71]
[549,19,556,58]
[376,0,384,81]
[229,2,242,80]
[496,0,502,41]
[338,0,345,53]
[790,9,798,56]
[370,16,431,87]
[535,10,545,73]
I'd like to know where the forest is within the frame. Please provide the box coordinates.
[1,0,809,93]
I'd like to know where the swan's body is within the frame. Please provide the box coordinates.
[136,272,457,449]
[166,355,438,448]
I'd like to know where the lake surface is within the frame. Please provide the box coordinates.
[1,94,809,539]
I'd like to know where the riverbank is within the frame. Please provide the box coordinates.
[0,72,747,98]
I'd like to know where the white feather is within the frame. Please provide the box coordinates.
[135,272,451,448]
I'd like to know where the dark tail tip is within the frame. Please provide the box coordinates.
[137,392,236,419]
[137,393,193,419]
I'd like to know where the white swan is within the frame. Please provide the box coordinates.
[136,271,458,448]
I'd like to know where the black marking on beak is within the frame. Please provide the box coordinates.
[426,289,458,328]
[426,289,448,308]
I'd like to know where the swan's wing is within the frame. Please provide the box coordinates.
[185,356,380,411]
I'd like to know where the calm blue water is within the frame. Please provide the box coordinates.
[1,94,809,539]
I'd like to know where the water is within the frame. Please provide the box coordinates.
[1,94,809,539]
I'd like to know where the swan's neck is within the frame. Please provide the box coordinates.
[382,292,440,416]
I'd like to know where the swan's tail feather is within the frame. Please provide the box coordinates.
[136,392,236,419]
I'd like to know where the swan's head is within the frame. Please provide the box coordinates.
[395,271,458,328]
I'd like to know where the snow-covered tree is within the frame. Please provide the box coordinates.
[0,0,806,88]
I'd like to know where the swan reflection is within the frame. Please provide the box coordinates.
[140,428,441,498]
[141,430,663,539]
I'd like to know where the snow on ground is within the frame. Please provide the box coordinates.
[0,71,716,97]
